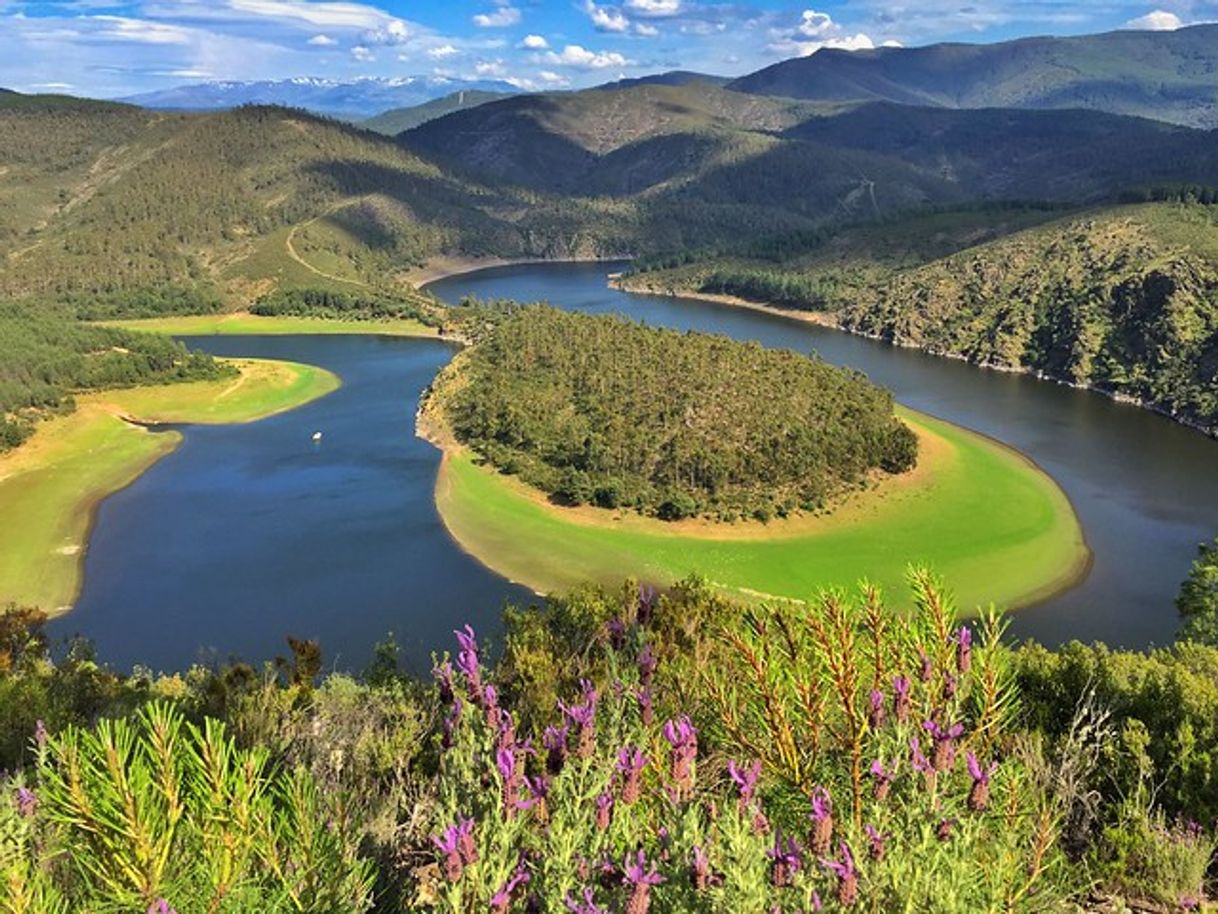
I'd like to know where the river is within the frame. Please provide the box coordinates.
[48,261,1218,671]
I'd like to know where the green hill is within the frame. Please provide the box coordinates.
[361,90,513,136]
[730,24,1218,129]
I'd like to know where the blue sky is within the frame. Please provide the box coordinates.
[2,0,1214,98]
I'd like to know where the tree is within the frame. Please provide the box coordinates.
[1177,537,1218,644]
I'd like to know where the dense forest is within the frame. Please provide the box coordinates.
[3,569,1218,910]
[429,306,917,522]
[249,286,442,325]
[0,305,226,451]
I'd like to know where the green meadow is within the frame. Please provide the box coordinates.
[433,408,1089,612]
[104,312,441,338]
[0,359,338,613]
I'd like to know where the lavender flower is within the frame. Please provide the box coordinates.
[638,643,657,687]
[955,626,973,675]
[966,751,998,812]
[690,844,721,891]
[453,625,482,703]
[942,673,959,701]
[565,888,608,914]
[595,791,614,830]
[490,863,531,914]
[544,723,570,774]
[607,617,626,651]
[936,817,955,842]
[15,786,36,818]
[809,786,833,856]
[560,683,599,758]
[864,824,888,861]
[728,759,761,808]
[622,850,664,914]
[869,758,895,802]
[821,842,858,906]
[892,675,912,724]
[767,831,802,888]
[918,649,933,682]
[433,659,455,703]
[637,584,657,627]
[909,737,935,787]
[616,746,647,805]
[868,688,886,728]
[662,716,698,796]
[432,817,477,881]
[147,901,178,914]
[923,720,965,772]
[636,686,654,726]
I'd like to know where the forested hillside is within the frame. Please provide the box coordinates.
[730,23,1218,129]
[427,305,916,521]
[361,90,512,135]
[628,202,1218,434]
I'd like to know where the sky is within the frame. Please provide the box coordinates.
[2,0,1216,98]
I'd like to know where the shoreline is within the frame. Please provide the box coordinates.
[613,275,1218,440]
[410,254,632,288]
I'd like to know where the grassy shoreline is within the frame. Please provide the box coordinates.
[101,312,442,338]
[423,406,1090,612]
[0,358,339,614]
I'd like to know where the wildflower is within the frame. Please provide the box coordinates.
[15,786,36,818]
[433,659,455,703]
[442,697,462,748]
[1180,894,1201,911]
[595,791,614,830]
[638,643,657,686]
[767,831,802,888]
[918,648,933,682]
[453,625,482,703]
[864,824,888,861]
[892,675,912,724]
[728,758,761,808]
[909,737,935,788]
[923,720,964,772]
[623,850,664,914]
[936,817,955,842]
[147,901,178,914]
[637,584,657,627]
[616,746,647,804]
[565,887,608,914]
[662,716,698,795]
[966,751,998,812]
[811,891,823,911]
[495,709,516,753]
[484,684,501,730]
[636,686,654,726]
[868,688,886,728]
[821,842,858,906]
[560,683,599,758]
[607,617,627,651]
[869,758,895,802]
[809,786,833,856]
[942,673,958,701]
[432,817,476,881]
[490,862,531,914]
[690,844,721,891]
[954,626,972,675]
[544,723,570,774]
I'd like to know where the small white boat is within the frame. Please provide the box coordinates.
[311,431,323,442]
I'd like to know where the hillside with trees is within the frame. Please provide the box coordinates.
[428,306,917,521]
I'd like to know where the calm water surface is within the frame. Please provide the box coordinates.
[50,261,1218,670]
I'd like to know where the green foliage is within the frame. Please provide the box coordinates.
[433,305,917,521]
[1178,537,1218,644]
[1090,799,1215,908]
[251,286,441,326]
[10,702,373,913]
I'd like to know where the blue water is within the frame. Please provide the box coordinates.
[49,261,1218,671]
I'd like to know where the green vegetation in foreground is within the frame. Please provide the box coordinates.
[434,408,1087,610]
[0,358,338,613]
[103,312,442,338]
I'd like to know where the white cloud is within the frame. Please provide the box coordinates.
[634,22,659,36]
[544,44,633,69]
[427,43,459,58]
[797,10,833,37]
[92,16,192,44]
[364,19,409,44]
[472,4,521,28]
[518,33,549,49]
[350,44,374,61]
[474,58,507,76]
[223,0,399,30]
[1124,9,1184,30]
[538,70,569,85]
[770,9,875,57]
[584,1,629,33]
[624,0,680,16]
[307,33,336,45]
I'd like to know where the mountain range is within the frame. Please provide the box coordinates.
[121,76,519,119]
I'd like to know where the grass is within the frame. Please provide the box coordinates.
[431,408,1090,613]
[103,312,441,338]
[0,358,339,614]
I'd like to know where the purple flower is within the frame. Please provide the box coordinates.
[433,659,455,703]
[607,617,626,651]
[918,649,933,682]
[937,817,955,842]
[560,684,599,758]
[923,720,965,772]
[864,824,888,861]
[809,786,833,855]
[638,643,657,686]
[966,751,998,812]
[453,625,482,702]
[767,830,802,888]
[442,697,462,748]
[637,585,657,627]
[955,626,973,675]
[690,844,720,891]
[623,850,665,914]
[595,791,614,830]
[565,888,608,914]
[821,842,858,906]
[892,675,912,724]
[728,759,761,806]
[616,746,647,805]
[147,901,178,914]
[909,736,934,785]
[869,758,896,802]
[490,863,531,914]
[662,716,698,796]
[636,686,654,726]
[432,817,477,881]
[868,688,886,728]
[15,786,36,818]
[544,723,570,774]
